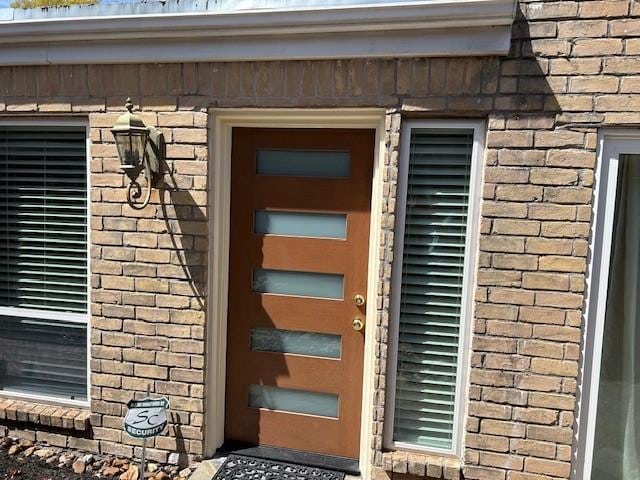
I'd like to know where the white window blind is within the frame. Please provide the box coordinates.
[389,125,479,452]
[0,125,88,402]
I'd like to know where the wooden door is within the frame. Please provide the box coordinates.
[224,127,374,459]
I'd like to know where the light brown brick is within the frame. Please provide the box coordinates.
[579,0,628,17]
[549,58,602,75]
[481,420,525,438]
[495,185,543,202]
[519,339,564,359]
[531,358,578,377]
[509,439,555,459]
[557,20,608,38]
[487,131,534,148]
[530,168,578,186]
[524,458,570,478]
[489,288,534,306]
[493,254,538,271]
[603,57,640,74]
[492,219,540,236]
[573,39,623,57]
[528,392,575,411]
[539,255,585,273]
[527,425,572,445]
[479,452,523,470]
[522,272,569,291]
[483,201,528,219]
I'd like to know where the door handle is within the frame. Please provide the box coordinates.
[352,317,365,331]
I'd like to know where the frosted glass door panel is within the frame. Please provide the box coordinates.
[249,384,339,418]
[253,269,344,299]
[256,150,350,177]
[255,211,347,239]
[251,328,341,359]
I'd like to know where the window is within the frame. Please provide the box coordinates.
[577,134,640,480]
[0,123,89,404]
[385,121,483,454]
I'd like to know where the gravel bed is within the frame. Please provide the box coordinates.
[0,436,196,480]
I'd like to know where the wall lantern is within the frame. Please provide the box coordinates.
[111,98,164,209]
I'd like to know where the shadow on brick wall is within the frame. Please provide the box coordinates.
[500,4,561,117]
[159,167,207,312]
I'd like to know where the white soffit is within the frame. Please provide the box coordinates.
[0,0,517,65]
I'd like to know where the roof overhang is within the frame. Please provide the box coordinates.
[0,0,517,65]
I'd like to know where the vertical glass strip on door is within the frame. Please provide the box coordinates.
[393,128,473,450]
[0,125,88,402]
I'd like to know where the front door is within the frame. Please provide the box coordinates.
[224,127,374,459]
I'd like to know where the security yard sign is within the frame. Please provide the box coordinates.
[124,394,170,475]
[124,397,170,438]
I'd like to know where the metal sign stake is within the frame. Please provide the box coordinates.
[141,384,150,477]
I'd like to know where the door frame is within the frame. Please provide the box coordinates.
[573,129,640,479]
[205,108,386,477]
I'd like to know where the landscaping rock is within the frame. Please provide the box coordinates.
[120,464,139,480]
[73,458,86,474]
[18,439,34,449]
[103,465,122,476]
[23,446,37,457]
[35,448,55,459]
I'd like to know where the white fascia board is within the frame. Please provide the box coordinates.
[0,0,516,65]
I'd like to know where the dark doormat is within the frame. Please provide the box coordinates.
[213,454,346,480]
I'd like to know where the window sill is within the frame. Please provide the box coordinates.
[381,451,462,479]
[0,397,90,432]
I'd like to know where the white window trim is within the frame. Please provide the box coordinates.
[0,118,91,408]
[573,130,640,479]
[384,119,485,457]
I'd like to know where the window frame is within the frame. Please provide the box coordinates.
[0,118,91,408]
[384,119,485,456]
[573,131,640,479]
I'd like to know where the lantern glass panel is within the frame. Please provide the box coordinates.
[114,131,148,167]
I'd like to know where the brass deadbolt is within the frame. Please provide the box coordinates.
[353,294,366,306]
[352,317,365,331]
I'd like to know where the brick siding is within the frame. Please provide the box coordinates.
[0,0,639,477]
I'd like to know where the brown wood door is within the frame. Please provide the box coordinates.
[224,127,374,459]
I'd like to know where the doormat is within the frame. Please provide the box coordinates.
[212,454,346,480]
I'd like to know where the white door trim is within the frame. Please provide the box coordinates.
[205,108,386,478]
[573,130,640,479]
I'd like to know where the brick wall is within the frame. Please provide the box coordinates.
[0,0,639,477]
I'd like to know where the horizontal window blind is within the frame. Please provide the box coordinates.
[393,128,473,451]
[0,125,88,402]
[0,126,88,314]
[0,316,87,401]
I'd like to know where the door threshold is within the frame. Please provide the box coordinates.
[218,443,360,475]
